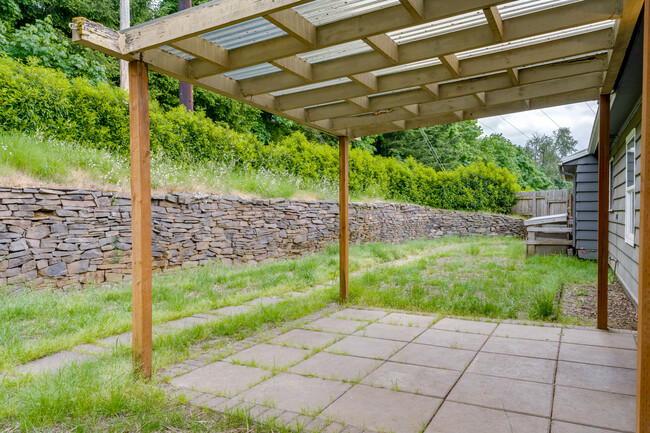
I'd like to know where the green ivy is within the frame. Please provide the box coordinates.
[0,55,520,213]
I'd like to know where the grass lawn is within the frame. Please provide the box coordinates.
[0,236,597,432]
[348,236,597,321]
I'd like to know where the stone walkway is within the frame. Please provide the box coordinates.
[162,308,638,433]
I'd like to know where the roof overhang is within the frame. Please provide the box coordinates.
[71,0,642,138]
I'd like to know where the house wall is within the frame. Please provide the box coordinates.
[609,108,641,304]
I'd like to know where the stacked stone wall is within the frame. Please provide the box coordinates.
[0,187,525,288]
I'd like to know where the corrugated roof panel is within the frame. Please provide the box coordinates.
[270,77,353,96]
[201,17,286,50]
[373,59,442,76]
[369,86,421,98]
[224,63,282,80]
[498,0,582,20]
[299,40,373,63]
[294,0,400,26]
[387,11,487,45]
[160,46,196,61]
[456,20,615,60]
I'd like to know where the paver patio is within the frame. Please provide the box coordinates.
[164,308,638,433]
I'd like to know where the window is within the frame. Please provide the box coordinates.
[609,156,614,211]
[625,129,636,246]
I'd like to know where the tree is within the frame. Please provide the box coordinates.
[524,127,578,189]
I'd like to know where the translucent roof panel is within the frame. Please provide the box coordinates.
[373,59,442,76]
[298,40,373,64]
[294,0,400,26]
[270,78,353,96]
[224,63,282,81]
[201,17,286,50]
[497,0,582,19]
[160,46,196,61]
[387,11,487,45]
[456,20,616,60]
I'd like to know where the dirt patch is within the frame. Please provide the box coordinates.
[561,281,637,330]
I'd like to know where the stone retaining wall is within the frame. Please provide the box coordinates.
[0,187,525,288]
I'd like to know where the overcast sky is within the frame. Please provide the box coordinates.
[476,101,599,152]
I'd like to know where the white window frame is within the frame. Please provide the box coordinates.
[624,129,636,246]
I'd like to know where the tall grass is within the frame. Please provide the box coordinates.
[0,132,339,200]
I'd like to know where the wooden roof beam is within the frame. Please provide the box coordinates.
[507,68,519,85]
[265,8,317,48]
[169,38,228,68]
[349,88,598,137]
[237,0,621,95]
[125,0,308,53]
[421,83,440,100]
[271,56,313,81]
[349,73,378,92]
[483,6,504,41]
[399,0,425,22]
[473,92,487,105]
[331,72,603,130]
[277,28,614,110]
[363,34,399,64]
[305,54,607,121]
[440,54,461,77]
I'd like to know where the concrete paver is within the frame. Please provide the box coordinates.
[17,351,95,375]
[225,343,309,369]
[289,352,380,381]
[431,318,497,335]
[170,361,268,397]
[492,323,561,341]
[559,343,636,369]
[322,384,442,433]
[212,305,254,316]
[304,317,368,334]
[390,343,476,371]
[361,361,460,398]
[551,421,619,433]
[326,335,405,360]
[448,372,554,417]
[414,328,488,351]
[355,322,425,341]
[240,373,350,413]
[425,401,549,433]
[552,386,635,432]
[482,336,559,359]
[555,361,636,395]
[377,312,436,328]
[561,329,637,350]
[467,352,557,383]
[269,329,341,349]
[333,309,387,321]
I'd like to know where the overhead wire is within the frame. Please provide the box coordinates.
[499,115,532,141]
[418,128,446,172]
[540,108,563,129]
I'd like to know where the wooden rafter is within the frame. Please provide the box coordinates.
[483,6,504,41]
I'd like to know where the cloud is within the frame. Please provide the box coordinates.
[476,101,598,151]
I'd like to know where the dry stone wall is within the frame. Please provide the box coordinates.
[0,187,525,288]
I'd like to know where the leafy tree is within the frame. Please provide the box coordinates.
[524,127,577,188]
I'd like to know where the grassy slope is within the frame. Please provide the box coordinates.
[0,236,598,431]
[0,132,351,201]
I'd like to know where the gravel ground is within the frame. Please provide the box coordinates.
[561,281,637,330]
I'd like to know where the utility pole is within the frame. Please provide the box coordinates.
[178,0,194,111]
[119,0,130,90]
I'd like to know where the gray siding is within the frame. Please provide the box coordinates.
[609,109,641,303]
[565,154,599,259]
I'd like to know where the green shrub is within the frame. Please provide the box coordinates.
[0,55,519,213]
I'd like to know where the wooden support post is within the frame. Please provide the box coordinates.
[129,60,153,378]
[178,0,194,111]
[339,136,349,302]
[597,93,610,330]
[637,3,650,430]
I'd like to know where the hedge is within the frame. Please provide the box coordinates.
[0,55,520,213]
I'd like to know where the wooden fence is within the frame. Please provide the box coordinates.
[511,189,570,217]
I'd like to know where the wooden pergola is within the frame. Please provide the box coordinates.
[72,0,648,429]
